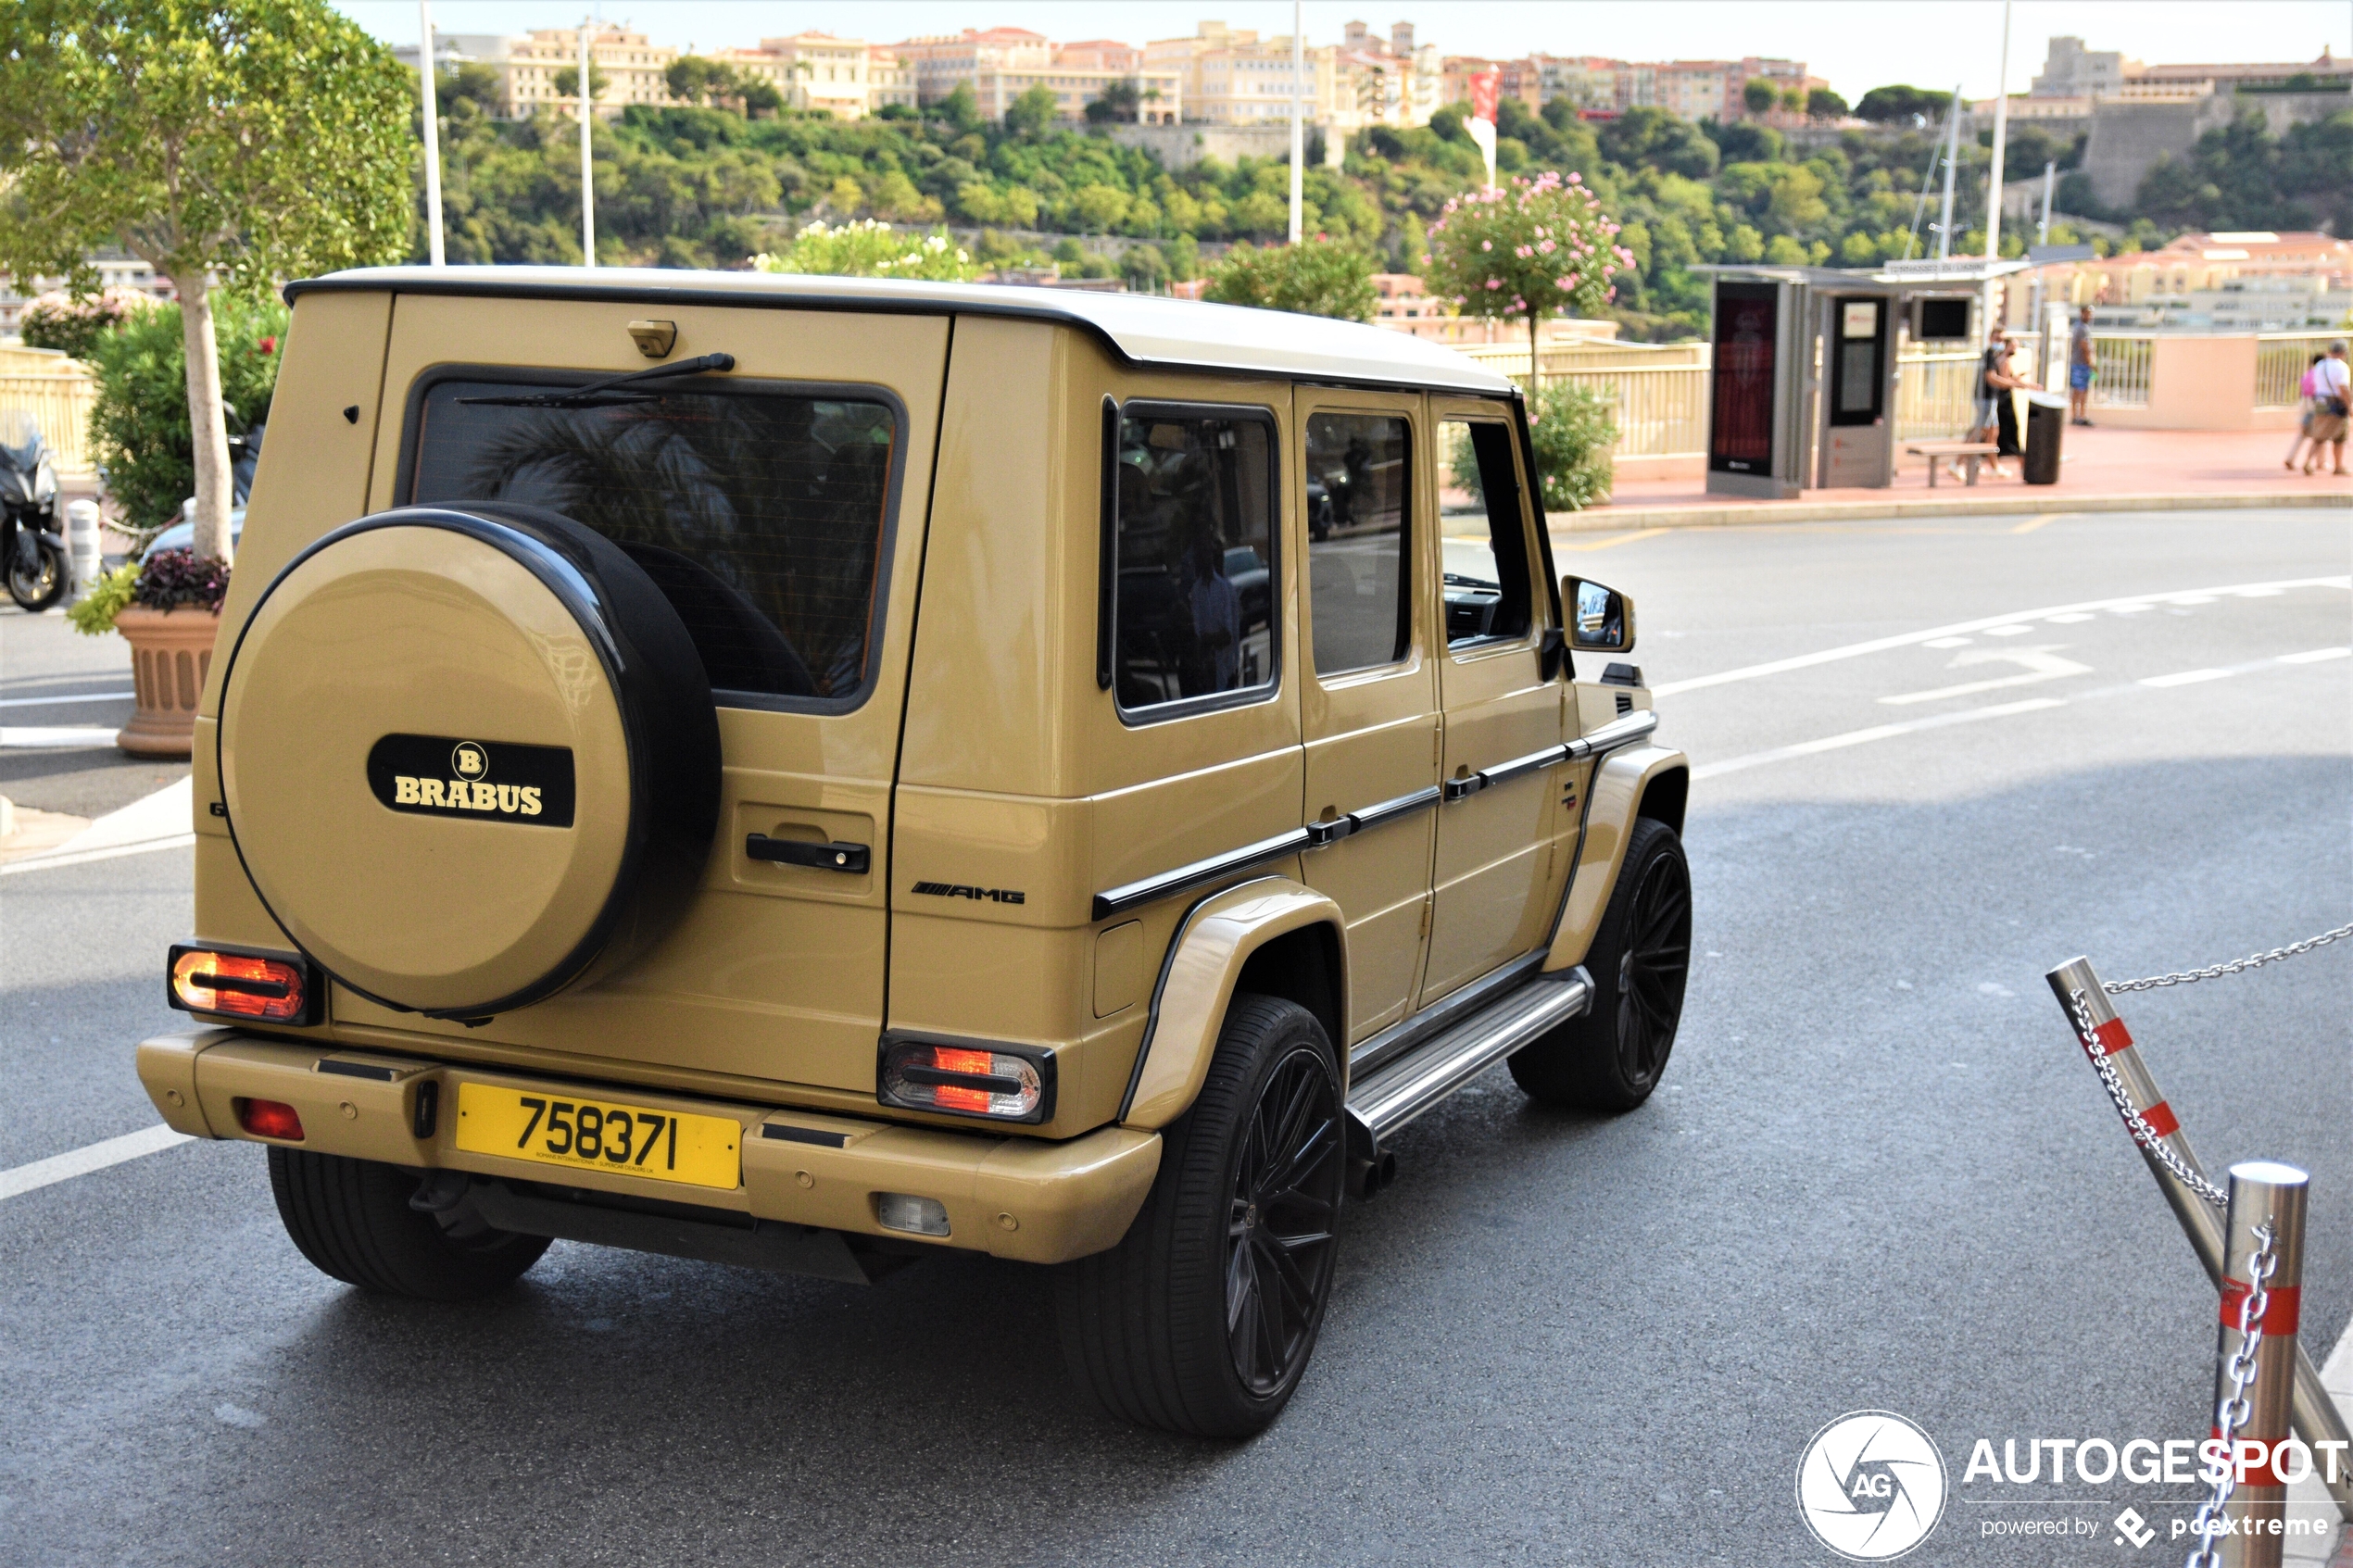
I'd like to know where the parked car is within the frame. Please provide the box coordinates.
[138,270,1692,1438]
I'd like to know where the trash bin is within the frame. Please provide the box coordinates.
[2022,393,2067,485]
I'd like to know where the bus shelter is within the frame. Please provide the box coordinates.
[1697,260,2030,498]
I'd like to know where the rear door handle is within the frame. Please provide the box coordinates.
[746,834,870,873]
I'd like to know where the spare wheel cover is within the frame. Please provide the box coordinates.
[218,505,719,1018]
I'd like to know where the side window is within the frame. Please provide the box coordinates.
[1304,412,1412,676]
[1106,405,1277,718]
[1440,419,1535,646]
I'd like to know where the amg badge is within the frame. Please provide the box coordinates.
[366,734,576,827]
[912,881,1026,905]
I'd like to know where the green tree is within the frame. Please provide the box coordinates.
[1807,88,1849,121]
[0,0,411,563]
[1005,85,1059,136]
[931,82,982,133]
[1598,107,1718,179]
[552,60,610,101]
[1426,171,1632,382]
[1087,80,1142,125]
[1202,238,1378,320]
[753,219,980,281]
[1854,84,1953,125]
[86,295,286,534]
[1743,79,1778,116]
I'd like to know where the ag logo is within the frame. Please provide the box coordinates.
[451,742,489,781]
[1795,1411,1946,1561]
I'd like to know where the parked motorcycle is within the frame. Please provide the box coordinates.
[0,410,65,611]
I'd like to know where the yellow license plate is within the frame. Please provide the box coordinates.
[453,1082,741,1190]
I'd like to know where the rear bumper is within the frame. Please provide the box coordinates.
[136,1029,1159,1266]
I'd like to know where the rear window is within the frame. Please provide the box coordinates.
[405,376,901,709]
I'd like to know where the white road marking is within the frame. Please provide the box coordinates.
[0,1123,194,1202]
[2108,603,2155,614]
[0,777,196,877]
[2045,612,2096,624]
[1983,623,2035,636]
[1651,575,2350,697]
[1692,697,2067,780]
[2141,668,2233,688]
[2280,646,2352,664]
[0,725,121,748]
[1922,635,1972,648]
[1880,645,2091,706]
[0,691,134,709]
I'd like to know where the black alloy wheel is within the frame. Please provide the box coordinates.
[1055,994,1344,1436]
[1613,837,1693,1090]
[1507,816,1692,1111]
[1225,1042,1342,1397]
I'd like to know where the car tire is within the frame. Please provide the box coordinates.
[268,1148,550,1301]
[1055,994,1343,1437]
[1509,816,1691,1111]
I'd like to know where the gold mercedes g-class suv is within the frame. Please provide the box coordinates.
[137,269,1691,1436]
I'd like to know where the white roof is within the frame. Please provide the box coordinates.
[286,266,1519,397]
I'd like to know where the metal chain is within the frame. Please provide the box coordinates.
[2184,1222,2279,1568]
[2065,987,2231,1209]
[2107,922,2353,993]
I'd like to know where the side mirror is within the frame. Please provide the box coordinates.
[1563,576,1636,653]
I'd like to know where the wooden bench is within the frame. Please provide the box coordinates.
[1906,441,2002,487]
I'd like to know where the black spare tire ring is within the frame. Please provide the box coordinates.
[216,505,720,1020]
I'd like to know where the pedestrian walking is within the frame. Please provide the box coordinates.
[2067,305,2095,426]
[1970,329,2039,480]
[2306,342,2349,476]
[2283,353,2325,471]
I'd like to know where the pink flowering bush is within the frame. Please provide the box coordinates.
[1423,170,1635,383]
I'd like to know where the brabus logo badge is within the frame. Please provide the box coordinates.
[366,734,577,828]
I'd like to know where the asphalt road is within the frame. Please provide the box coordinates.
[1,605,187,821]
[3,507,2347,1566]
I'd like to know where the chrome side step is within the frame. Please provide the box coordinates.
[1345,967,1592,1189]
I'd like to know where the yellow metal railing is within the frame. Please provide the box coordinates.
[0,365,98,474]
[1895,351,1982,440]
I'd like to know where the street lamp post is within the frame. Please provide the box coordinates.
[1288,0,1302,245]
[579,18,596,267]
[419,0,445,266]
[1982,0,2011,327]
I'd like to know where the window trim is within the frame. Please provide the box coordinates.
[1101,396,1285,728]
[1302,405,1417,682]
[394,363,911,717]
[1440,415,1541,658]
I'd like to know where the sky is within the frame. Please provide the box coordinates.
[336,1,2352,102]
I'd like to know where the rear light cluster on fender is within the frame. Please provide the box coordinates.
[877,1036,1054,1123]
[167,943,322,1025]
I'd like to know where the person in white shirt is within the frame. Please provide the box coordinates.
[2306,342,2348,477]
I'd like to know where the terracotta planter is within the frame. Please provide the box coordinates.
[116,606,222,759]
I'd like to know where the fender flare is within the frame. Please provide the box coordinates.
[1116,877,1347,1131]
[1543,743,1690,972]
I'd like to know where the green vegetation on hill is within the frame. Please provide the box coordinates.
[415,69,2167,340]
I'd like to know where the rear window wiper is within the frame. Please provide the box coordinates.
[457,352,737,408]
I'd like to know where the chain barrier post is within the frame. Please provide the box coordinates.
[2189,1163,2306,1568]
[2045,958,2353,1524]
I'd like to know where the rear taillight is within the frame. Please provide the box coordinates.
[234,1098,305,1141]
[168,944,319,1024]
[878,1038,1052,1123]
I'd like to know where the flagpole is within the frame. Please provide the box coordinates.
[1288,0,1303,244]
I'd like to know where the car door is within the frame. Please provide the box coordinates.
[359,295,946,1094]
[1292,389,1439,1044]
[1420,401,1566,1005]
